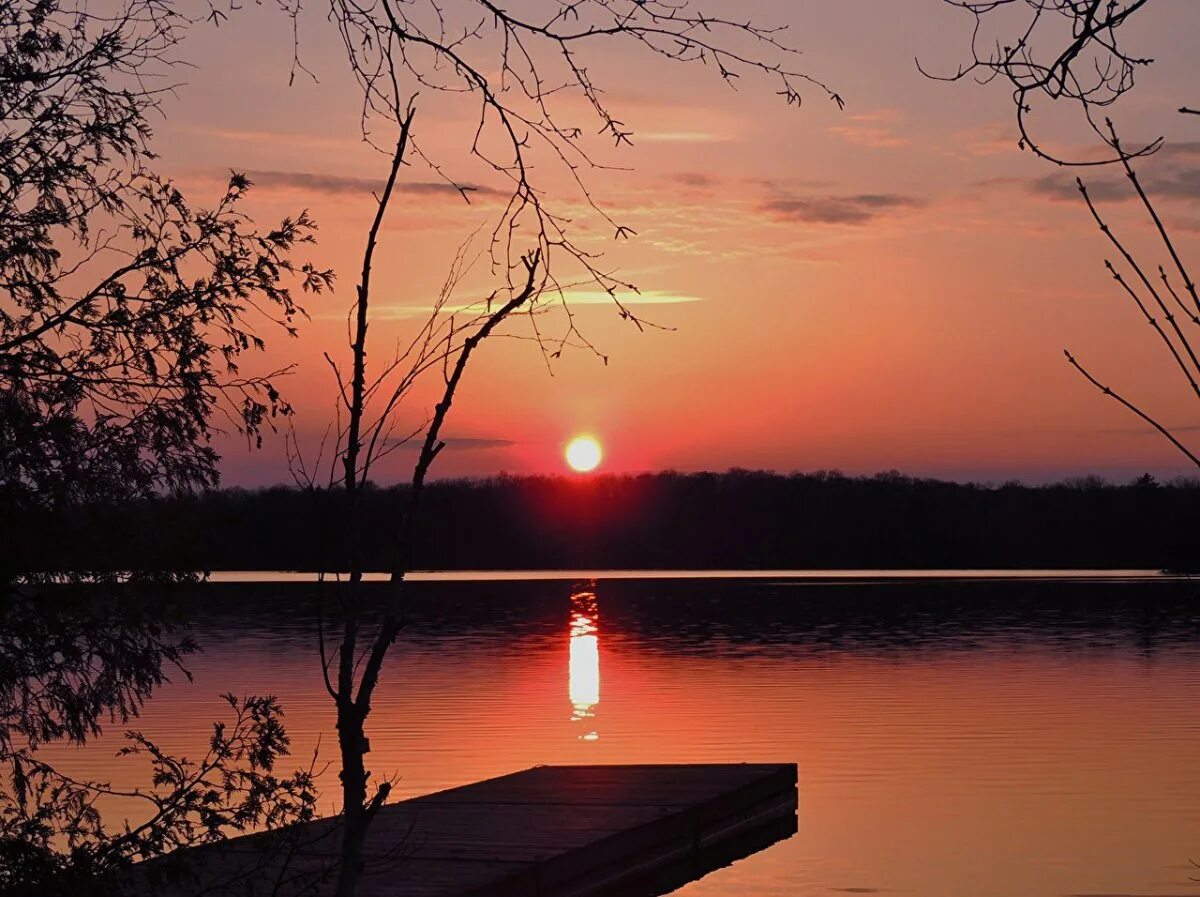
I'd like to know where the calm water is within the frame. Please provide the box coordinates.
[46,575,1200,897]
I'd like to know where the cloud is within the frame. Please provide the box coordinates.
[387,436,516,451]
[1026,174,1128,203]
[1024,142,1200,204]
[828,125,909,148]
[829,111,908,148]
[639,131,730,143]
[670,172,720,188]
[1096,424,1200,437]
[243,169,504,200]
[762,193,926,225]
[355,289,704,321]
[184,126,358,152]
[559,290,703,306]
[437,437,516,450]
[952,123,1021,157]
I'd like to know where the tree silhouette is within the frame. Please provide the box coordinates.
[0,1,333,891]
[935,1,1200,470]
[0,592,323,897]
[1065,123,1200,470]
[282,2,842,894]
[0,0,333,589]
[926,0,1158,165]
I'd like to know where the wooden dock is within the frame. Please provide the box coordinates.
[142,763,797,896]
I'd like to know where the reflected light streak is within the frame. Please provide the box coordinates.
[569,587,600,740]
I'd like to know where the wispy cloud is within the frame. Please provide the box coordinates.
[640,131,730,143]
[559,290,704,306]
[1095,424,1200,436]
[387,436,517,451]
[951,122,1020,157]
[762,192,926,225]
[670,172,721,188]
[1022,142,1200,204]
[829,110,908,149]
[242,169,505,200]
[323,290,704,321]
[183,126,359,152]
[1026,174,1130,203]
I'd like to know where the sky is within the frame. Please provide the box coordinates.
[151,0,1200,485]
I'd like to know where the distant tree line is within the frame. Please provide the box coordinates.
[19,470,1200,574]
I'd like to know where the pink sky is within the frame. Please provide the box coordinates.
[153,0,1200,485]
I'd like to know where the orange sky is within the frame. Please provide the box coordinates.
[152,0,1200,484]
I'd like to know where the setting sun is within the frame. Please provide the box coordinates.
[565,436,602,473]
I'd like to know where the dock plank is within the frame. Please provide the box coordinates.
[140,763,798,897]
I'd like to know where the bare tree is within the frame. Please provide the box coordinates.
[280,3,843,895]
[1065,122,1200,469]
[932,1,1200,468]
[291,107,551,896]
[924,0,1160,164]
[322,0,842,332]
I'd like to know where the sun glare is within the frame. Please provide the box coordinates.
[565,435,602,473]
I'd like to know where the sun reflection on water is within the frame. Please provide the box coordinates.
[568,586,600,740]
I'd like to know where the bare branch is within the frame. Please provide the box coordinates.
[925,0,1161,165]
[1065,349,1200,468]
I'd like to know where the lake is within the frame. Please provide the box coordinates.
[44,573,1200,897]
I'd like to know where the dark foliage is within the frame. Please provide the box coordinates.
[0,591,194,754]
[0,592,320,897]
[0,0,333,590]
[0,2,330,891]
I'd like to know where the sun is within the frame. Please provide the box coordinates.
[565,435,602,473]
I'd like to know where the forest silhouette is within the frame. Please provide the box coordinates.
[20,470,1200,575]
